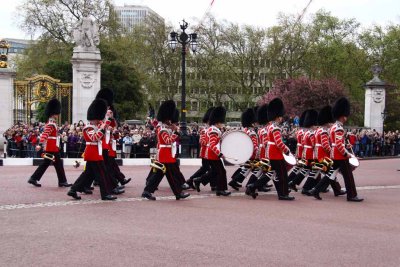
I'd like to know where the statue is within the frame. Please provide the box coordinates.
[73,17,100,51]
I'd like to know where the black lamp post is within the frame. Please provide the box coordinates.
[168,20,198,157]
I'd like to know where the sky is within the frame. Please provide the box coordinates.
[1,0,399,39]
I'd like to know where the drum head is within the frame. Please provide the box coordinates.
[283,153,296,166]
[221,131,253,165]
[349,156,359,167]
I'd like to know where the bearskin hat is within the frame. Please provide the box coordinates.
[267,98,285,121]
[318,105,334,126]
[332,97,350,119]
[87,99,107,121]
[209,106,226,125]
[299,110,307,127]
[45,98,61,118]
[241,108,256,128]
[257,104,269,125]
[156,100,176,122]
[202,107,215,123]
[96,88,114,106]
[303,109,318,128]
[172,109,179,124]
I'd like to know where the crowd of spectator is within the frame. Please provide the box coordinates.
[2,119,202,159]
[3,117,400,159]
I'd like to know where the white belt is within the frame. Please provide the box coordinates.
[304,145,312,148]
[159,145,172,148]
[86,141,102,155]
[331,144,344,147]
[86,142,98,145]
[297,144,302,147]
[47,137,57,139]
[267,141,275,145]
[315,144,322,147]
[259,144,264,148]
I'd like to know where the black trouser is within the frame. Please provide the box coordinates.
[109,156,126,183]
[199,159,227,191]
[30,152,67,184]
[175,162,186,186]
[332,159,358,199]
[84,150,116,192]
[270,160,289,196]
[144,168,164,193]
[188,158,211,184]
[72,161,111,198]
[145,162,182,196]
[193,159,216,187]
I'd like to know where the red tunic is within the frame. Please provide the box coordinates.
[244,127,258,160]
[102,119,116,150]
[302,129,315,160]
[204,126,222,160]
[329,122,350,160]
[266,122,290,160]
[39,118,59,152]
[315,127,331,161]
[295,128,304,159]
[108,133,118,158]
[156,123,178,164]
[83,123,106,161]
[199,127,208,158]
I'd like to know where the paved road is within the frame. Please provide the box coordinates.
[0,159,399,266]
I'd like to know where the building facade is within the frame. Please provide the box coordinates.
[113,4,164,30]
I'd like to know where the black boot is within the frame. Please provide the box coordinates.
[302,178,317,195]
[228,180,241,191]
[176,192,190,200]
[193,178,201,192]
[67,189,81,200]
[309,176,331,200]
[120,178,132,185]
[330,180,346,196]
[141,191,156,200]
[186,179,195,190]
[28,178,41,187]
[245,184,258,199]
[216,190,231,196]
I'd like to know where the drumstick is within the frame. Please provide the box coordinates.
[224,156,238,161]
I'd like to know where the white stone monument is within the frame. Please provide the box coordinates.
[71,17,101,123]
[364,65,387,133]
[0,68,15,150]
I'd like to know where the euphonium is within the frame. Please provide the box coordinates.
[150,160,166,174]
[41,153,55,161]
[258,158,272,172]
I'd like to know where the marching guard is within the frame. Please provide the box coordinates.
[194,107,231,196]
[313,97,363,202]
[28,98,71,188]
[67,99,117,200]
[287,110,307,183]
[141,100,190,200]
[228,108,259,190]
[308,105,346,199]
[186,107,215,190]
[263,98,294,200]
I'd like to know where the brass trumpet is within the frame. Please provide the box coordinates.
[258,158,272,172]
[41,153,55,161]
[297,159,308,168]
[150,160,166,174]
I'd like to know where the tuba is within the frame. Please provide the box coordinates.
[41,153,55,161]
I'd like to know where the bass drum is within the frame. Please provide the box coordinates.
[220,130,253,165]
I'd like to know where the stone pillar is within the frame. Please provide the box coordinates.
[364,65,386,133]
[70,17,101,123]
[0,68,16,150]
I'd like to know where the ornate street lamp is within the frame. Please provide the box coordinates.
[168,20,198,157]
[0,39,10,68]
